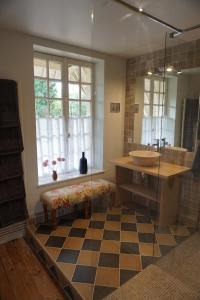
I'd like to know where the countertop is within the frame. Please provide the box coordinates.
[113,156,191,179]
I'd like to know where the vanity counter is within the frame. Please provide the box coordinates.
[113,156,190,179]
[113,156,191,226]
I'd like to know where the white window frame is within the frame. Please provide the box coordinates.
[33,52,95,183]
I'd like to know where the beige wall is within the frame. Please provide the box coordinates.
[0,29,126,216]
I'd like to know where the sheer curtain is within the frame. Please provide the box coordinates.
[36,116,92,177]
[36,117,66,177]
[68,116,92,172]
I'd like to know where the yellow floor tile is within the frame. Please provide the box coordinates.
[156,233,177,246]
[121,231,139,243]
[57,262,76,281]
[51,226,70,236]
[108,207,121,214]
[73,283,94,300]
[121,215,136,223]
[77,250,100,267]
[45,247,61,260]
[91,213,107,221]
[104,221,121,231]
[85,228,104,240]
[72,219,90,228]
[139,242,161,257]
[120,254,142,271]
[95,267,120,287]
[63,237,84,249]
[137,223,154,233]
[100,240,120,254]
[36,234,49,245]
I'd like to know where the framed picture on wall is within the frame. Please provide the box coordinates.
[110,102,120,113]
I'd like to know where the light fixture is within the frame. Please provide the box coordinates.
[166,67,173,72]
[112,0,200,38]
[177,71,182,75]
[91,11,94,22]
[147,71,153,75]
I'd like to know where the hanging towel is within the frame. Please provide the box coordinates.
[192,143,200,177]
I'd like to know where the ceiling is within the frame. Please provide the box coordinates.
[0,0,200,57]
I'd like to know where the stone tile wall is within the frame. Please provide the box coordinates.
[125,39,200,227]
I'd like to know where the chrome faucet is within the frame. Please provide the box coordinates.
[152,139,160,152]
[161,138,168,148]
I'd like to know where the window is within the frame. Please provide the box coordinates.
[34,53,94,180]
[142,77,166,145]
[143,78,165,118]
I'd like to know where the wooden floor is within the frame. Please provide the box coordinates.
[0,238,66,300]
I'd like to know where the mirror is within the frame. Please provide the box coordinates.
[133,67,200,152]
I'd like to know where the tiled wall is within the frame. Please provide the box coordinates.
[124,38,200,154]
[125,39,200,227]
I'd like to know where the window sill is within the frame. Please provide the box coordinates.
[37,169,104,188]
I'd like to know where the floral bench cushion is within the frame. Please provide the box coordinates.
[41,179,116,209]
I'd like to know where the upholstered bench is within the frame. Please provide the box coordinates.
[41,179,116,228]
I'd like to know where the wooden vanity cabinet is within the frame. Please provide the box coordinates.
[114,157,190,226]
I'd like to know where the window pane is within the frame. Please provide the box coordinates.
[68,65,80,82]
[159,106,164,116]
[49,81,62,98]
[160,94,165,105]
[144,78,151,91]
[34,58,47,77]
[69,101,80,117]
[49,61,62,80]
[144,105,150,116]
[35,98,48,118]
[50,100,63,117]
[153,93,159,104]
[153,106,158,117]
[68,83,80,99]
[81,84,91,100]
[154,80,159,92]
[34,79,47,97]
[160,80,165,93]
[144,92,150,104]
[81,102,91,117]
[81,67,92,83]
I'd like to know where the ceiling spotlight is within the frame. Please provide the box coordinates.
[166,67,173,72]
[139,7,143,12]
[148,71,152,75]
[91,11,94,22]
[177,71,182,75]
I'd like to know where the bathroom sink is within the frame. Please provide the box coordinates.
[129,150,161,167]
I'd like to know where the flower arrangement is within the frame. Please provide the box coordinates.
[42,157,65,170]
[42,157,65,180]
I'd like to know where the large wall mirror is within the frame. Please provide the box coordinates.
[132,35,200,153]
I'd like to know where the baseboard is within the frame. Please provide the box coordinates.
[0,221,26,245]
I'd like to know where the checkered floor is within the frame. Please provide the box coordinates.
[33,205,192,300]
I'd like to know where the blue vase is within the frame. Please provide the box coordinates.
[79,152,88,174]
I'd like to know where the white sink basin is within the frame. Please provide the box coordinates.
[129,150,161,167]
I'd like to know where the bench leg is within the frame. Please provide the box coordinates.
[51,209,57,229]
[43,202,48,224]
[108,192,116,210]
[84,200,90,219]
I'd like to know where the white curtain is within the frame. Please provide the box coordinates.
[36,116,92,177]
[68,116,92,171]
